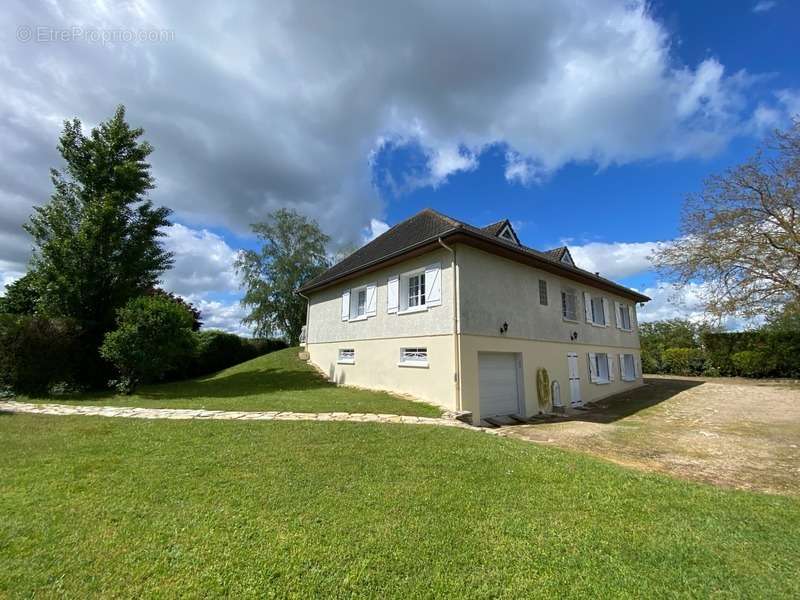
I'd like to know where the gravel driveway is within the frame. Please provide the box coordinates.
[503,376,800,495]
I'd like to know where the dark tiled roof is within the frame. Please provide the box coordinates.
[300,209,459,291]
[480,220,506,236]
[299,208,649,302]
[544,246,568,261]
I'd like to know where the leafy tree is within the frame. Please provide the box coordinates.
[100,295,196,393]
[145,287,203,331]
[653,119,800,319]
[0,273,40,315]
[639,319,712,372]
[235,209,330,345]
[23,105,173,334]
[764,299,800,332]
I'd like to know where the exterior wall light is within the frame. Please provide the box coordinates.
[500,322,508,334]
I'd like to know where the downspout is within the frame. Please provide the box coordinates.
[438,237,461,411]
[298,290,311,351]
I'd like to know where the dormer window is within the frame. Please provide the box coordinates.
[497,222,520,245]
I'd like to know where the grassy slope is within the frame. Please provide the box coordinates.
[26,347,441,417]
[2,413,799,598]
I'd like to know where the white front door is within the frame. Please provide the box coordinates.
[478,352,522,418]
[567,352,582,407]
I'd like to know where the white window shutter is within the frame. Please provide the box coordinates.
[387,276,399,313]
[584,292,592,322]
[425,263,442,307]
[365,283,377,316]
[341,289,351,321]
[619,353,625,379]
[588,352,597,383]
[608,355,615,381]
[614,302,620,329]
[601,298,610,327]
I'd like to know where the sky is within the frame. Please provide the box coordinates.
[1,0,798,335]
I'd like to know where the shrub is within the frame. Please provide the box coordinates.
[0,315,84,395]
[641,353,660,375]
[100,296,197,393]
[661,348,706,376]
[731,350,775,378]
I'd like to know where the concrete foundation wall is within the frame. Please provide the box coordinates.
[307,334,457,410]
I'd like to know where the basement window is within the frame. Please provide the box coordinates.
[337,349,355,364]
[399,347,428,368]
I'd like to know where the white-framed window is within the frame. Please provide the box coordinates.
[539,279,548,306]
[399,347,428,367]
[341,283,377,321]
[617,303,632,330]
[337,348,355,364]
[561,288,577,321]
[408,273,425,308]
[591,297,605,326]
[588,352,611,384]
[355,288,367,317]
[392,263,441,314]
[620,353,636,381]
[584,292,609,327]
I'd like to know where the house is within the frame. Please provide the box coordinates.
[298,208,650,424]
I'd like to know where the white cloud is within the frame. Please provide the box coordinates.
[0,0,791,263]
[364,219,390,243]
[158,223,251,335]
[426,145,479,186]
[637,281,763,330]
[753,1,777,13]
[159,223,239,297]
[186,296,252,336]
[567,241,661,279]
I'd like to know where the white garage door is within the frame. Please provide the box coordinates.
[478,352,521,418]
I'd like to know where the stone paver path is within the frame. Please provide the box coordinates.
[0,401,496,433]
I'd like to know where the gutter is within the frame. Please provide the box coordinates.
[438,237,462,411]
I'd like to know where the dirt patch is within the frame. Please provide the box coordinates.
[503,377,800,495]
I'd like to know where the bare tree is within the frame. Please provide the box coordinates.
[653,119,800,319]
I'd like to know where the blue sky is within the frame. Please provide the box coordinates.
[1,0,798,333]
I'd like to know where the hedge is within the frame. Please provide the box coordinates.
[0,315,87,395]
[183,331,288,378]
[661,348,707,376]
[702,330,800,378]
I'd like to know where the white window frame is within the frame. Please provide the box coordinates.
[618,303,632,331]
[398,347,428,368]
[349,285,368,321]
[590,352,610,384]
[539,279,548,306]
[621,353,636,381]
[399,268,427,314]
[337,348,355,365]
[590,295,607,327]
[561,288,578,322]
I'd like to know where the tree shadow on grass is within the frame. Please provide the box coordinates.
[561,377,705,424]
[137,368,331,400]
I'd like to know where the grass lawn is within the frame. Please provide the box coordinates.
[22,347,441,417]
[2,413,799,598]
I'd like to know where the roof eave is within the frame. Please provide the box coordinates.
[299,227,650,303]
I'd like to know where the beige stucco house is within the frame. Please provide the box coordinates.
[299,209,649,424]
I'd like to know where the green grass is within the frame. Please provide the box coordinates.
[2,413,799,598]
[23,347,441,417]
